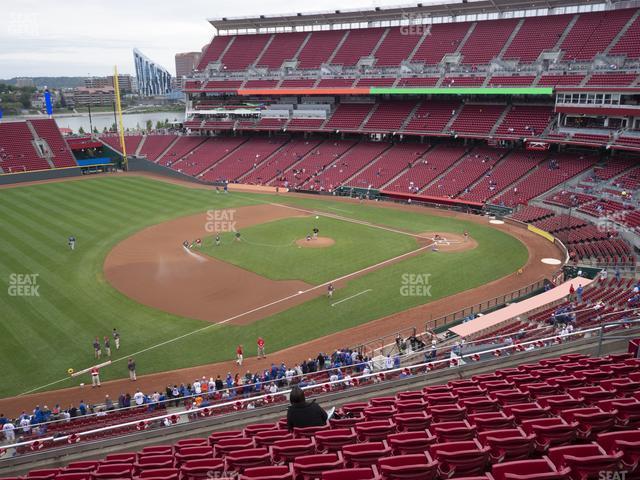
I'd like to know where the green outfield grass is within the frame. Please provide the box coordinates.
[0,176,527,397]
[202,216,419,284]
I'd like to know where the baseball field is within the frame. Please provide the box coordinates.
[0,174,539,400]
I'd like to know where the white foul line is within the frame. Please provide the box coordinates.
[332,289,372,307]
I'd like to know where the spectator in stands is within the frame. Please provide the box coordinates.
[286,386,328,431]
[576,284,584,303]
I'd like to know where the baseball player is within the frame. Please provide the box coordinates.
[313,227,319,240]
[215,234,221,246]
[236,345,244,366]
[113,328,120,350]
[68,235,76,251]
[257,337,266,359]
[93,337,101,359]
[91,367,101,388]
[104,336,111,358]
[327,283,335,299]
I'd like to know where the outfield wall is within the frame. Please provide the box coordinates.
[127,157,209,186]
[0,167,85,186]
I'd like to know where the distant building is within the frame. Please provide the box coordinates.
[73,87,115,106]
[84,75,135,94]
[175,52,201,79]
[133,48,172,97]
[16,78,35,88]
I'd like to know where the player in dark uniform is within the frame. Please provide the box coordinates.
[313,227,319,240]
[327,283,335,299]
[215,234,221,246]
[235,231,241,242]
[68,235,76,250]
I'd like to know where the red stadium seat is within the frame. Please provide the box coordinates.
[354,420,397,442]
[429,404,467,422]
[135,468,179,480]
[314,428,358,452]
[208,430,243,445]
[174,446,214,467]
[548,444,623,480]
[596,430,640,475]
[520,418,578,452]
[240,465,294,480]
[558,407,616,440]
[490,458,570,480]
[63,462,99,474]
[321,467,380,480]
[430,420,477,442]
[134,455,174,473]
[393,411,432,431]
[430,440,490,478]
[179,458,224,480]
[269,438,316,464]
[478,427,536,462]
[342,441,392,467]
[387,430,437,455]
[93,464,134,480]
[377,453,438,480]
[253,429,294,447]
[213,437,254,457]
[224,448,271,473]
[293,453,344,480]
[468,412,516,431]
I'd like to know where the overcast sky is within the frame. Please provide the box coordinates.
[0,0,412,78]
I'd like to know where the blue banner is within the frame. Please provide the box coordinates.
[44,89,53,116]
[0,108,3,120]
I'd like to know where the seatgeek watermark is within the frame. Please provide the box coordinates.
[599,471,628,480]
[8,273,40,297]
[400,273,432,297]
[399,13,430,36]
[597,210,632,235]
[205,209,237,233]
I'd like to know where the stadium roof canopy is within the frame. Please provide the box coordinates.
[208,0,620,32]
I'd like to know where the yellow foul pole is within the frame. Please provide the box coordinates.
[113,66,128,170]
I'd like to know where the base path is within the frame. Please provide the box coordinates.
[0,173,562,415]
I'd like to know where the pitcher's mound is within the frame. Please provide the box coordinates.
[296,236,335,248]
[417,232,478,252]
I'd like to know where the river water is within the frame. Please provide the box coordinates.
[15,111,184,133]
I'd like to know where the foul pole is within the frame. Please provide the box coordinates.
[113,66,128,170]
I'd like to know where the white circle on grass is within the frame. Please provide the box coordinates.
[541,258,562,265]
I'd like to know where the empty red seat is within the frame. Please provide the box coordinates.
[395,399,427,413]
[240,465,294,480]
[396,391,424,401]
[208,430,243,445]
[321,466,380,480]
[63,462,99,474]
[378,453,438,480]
[387,430,437,455]
[56,474,92,480]
[293,453,344,480]
[135,468,179,480]
[329,415,363,428]
[293,425,329,438]
[355,420,397,442]
[140,446,173,456]
[393,411,432,431]
[547,376,586,390]
[27,471,60,480]
[568,387,616,405]
[103,453,136,464]
[596,430,640,476]
[315,428,357,452]
[134,455,174,473]
[503,402,551,422]
[363,406,397,421]
[244,423,278,437]
[430,420,477,442]
[213,438,254,457]
[341,403,368,415]
[342,441,391,467]
[490,458,570,480]
[478,427,536,462]
[459,396,500,414]
[370,397,396,407]
[519,382,562,398]
[548,444,623,480]
[174,446,214,467]
[179,458,224,480]
[537,395,584,414]
[480,380,515,393]
[93,464,134,480]
[559,407,616,440]
[270,438,316,464]
[468,412,516,431]
[254,429,293,447]
[430,439,490,478]
[490,390,531,405]
[521,418,578,452]
[224,448,271,473]
[429,404,467,422]
[175,438,208,450]
[425,392,459,406]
